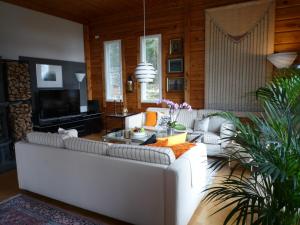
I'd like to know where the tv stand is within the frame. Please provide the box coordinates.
[33,112,104,137]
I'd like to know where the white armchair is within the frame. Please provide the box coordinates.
[125,113,144,129]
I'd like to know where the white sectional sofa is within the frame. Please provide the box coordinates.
[125,107,236,156]
[15,132,212,225]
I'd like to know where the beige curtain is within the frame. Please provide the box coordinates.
[205,0,275,112]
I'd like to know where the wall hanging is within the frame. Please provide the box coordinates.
[205,0,275,112]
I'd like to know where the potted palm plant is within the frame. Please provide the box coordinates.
[204,68,300,225]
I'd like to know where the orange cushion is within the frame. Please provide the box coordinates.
[148,139,168,147]
[145,111,157,127]
[170,143,196,158]
[148,140,196,159]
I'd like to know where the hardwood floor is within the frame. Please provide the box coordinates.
[0,133,234,225]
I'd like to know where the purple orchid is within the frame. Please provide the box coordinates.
[157,99,192,128]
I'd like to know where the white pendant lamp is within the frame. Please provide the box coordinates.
[267,52,298,69]
[134,0,157,83]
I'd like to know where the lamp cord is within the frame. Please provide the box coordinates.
[143,0,147,63]
[143,0,146,39]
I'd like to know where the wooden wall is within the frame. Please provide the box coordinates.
[85,0,300,113]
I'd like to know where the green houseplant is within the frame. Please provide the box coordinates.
[204,68,300,225]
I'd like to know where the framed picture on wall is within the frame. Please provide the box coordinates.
[36,64,63,88]
[168,58,184,73]
[167,77,184,92]
[170,38,183,55]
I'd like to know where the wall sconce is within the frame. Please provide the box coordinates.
[126,75,134,93]
[267,52,298,68]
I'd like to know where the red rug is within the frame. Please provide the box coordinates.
[0,194,102,225]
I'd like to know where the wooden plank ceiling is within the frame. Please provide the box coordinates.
[1,0,150,24]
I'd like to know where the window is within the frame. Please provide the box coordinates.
[104,40,123,101]
[140,34,162,103]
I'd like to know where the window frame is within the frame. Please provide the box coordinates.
[104,40,123,102]
[140,34,162,103]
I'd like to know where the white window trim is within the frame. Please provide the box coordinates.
[104,40,123,102]
[140,34,162,103]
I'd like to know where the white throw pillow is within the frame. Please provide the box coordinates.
[220,122,235,139]
[194,117,210,132]
[220,122,235,148]
[58,128,78,139]
[156,112,165,126]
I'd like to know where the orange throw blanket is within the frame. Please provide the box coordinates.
[148,140,196,158]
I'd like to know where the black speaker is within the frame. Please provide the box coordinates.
[88,100,100,113]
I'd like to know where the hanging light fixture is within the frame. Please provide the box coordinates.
[134,0,157,83]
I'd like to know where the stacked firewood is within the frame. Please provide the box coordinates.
[6,62,31,101]
[9,104,33,141]
[5,62,33,141]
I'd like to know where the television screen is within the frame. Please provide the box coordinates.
[39,90,80,119]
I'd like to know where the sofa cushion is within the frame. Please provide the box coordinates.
[64,138,109,156]
[203,132,221,145]
[197,109,221,119]
[27,132,65,148]
[176,109,198,129]
[107,144,176,165]
[146,107,169,115]
[194,117,210,132]
[207,116,227,133]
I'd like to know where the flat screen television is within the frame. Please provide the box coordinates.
[39,90,80,119]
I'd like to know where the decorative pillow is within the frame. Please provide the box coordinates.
[220,122,235,149]
[140,134,157,146]
[147,139,168,147]
[194,117,210,132]
[156,112,165,126]
[207,116,227,133]
[64,138,109,156]
[144,111,157,127]
[27,132,65,148]
[220,122,235,139]
[58,128,78,139]
[148,140,196,158]
[169,143,196,158]
[157,132,187,146]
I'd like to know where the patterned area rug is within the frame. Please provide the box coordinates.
[0,194,102,225]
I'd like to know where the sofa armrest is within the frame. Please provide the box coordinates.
[125,113,144,129]
[165,144,209,225]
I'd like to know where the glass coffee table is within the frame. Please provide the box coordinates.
[102,129,200,145]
